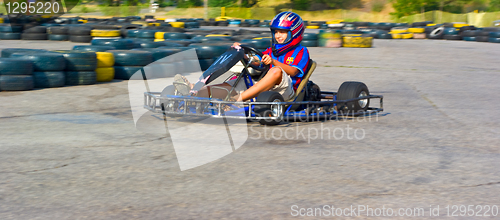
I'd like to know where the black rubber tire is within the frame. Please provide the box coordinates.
[240,39,271,49]
[136,30,159,38]
[303,33,318,40]
[254,91,284,126]
[189,43,230,57]
[476,35,489,42]
[476,31,491,36]
[218,21,229,26]
[131,48,178,61]
[378,33,393,39]
[0,75,34,91]
[463,36,476,41]
[48,26,69,35]
[72,45,116,52]
[0,58,33,75]
[188,44,217,59]
[52,50,97,71]
[69,35,93,43]
[91,39,135,50]
[1,48,48,58]
[443,34,462,40]
[461,30,478,37]
[68,27,92,35]
[301,40,318,47]
[126,29,141,38]
[114,66,143,80]
[133,40,165,48]
[165,27,185,33]
[198,58,214,71]
[21,33,48,40]
[10,52,66,71]
[23,26,47,33]
[108,50,153,66]
[33,71,65,88]
[163,39,192,46]
[428,26,444,39]
[163,32,189,39]
[48,34,69,41]
[489,32,500,38]
[65,71,96,85]
[0,25,23,33]
[0,33,21,40]
[337,81,370,114]
[482,27,500,32]
[460,26,477,32]
[488,37,500,43]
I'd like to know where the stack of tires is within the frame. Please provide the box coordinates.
[461,30,478,41]
[342,35,373,48]
[91,29,121,40]
[53,50,97,86]
[109,50,153,80]
[443,27,462,40]
[69,26,93,43]
[73,45,116,52]
[91,38,135,50]
[240,38,271,51]
[408,27,426,39]
[136,29,159,41]
[488,29,500,43]
[427,26,445,39]
[22,26,47,40]
[390,27,412,39]
[0,24,22,40]
[0,58,35,91]
[155,31,166,42]
[95,52,115,82]
[10,51,66,89]
[48,26,69,41]
[302,33,319,47]
[318,30,342,47]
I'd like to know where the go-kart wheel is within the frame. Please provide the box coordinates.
[160,85,182,117]
[254,91,284,126]
[305,81,322,114]
[337,81,370,114]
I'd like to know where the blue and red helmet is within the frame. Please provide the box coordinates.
[270,11,305,56]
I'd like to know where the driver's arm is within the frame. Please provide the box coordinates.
[261,54,300,77]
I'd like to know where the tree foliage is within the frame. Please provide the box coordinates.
[391,0,476,17]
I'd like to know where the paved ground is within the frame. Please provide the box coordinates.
[0,38,499,219]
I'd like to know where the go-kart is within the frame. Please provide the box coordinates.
[144,45,383,125]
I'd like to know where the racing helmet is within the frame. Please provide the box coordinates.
[270,11,305,56]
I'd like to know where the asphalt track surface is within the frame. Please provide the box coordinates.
[0,37,499,219]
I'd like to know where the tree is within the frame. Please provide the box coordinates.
[391,0,473,17]
[489,0,500,11]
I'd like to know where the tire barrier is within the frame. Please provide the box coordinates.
[476,35,489,42]
[96,52,115,68]
[0,32,21,40]
[73,45,116,52]
[95,67,115,82]
[21,33,47,40]
[48,34,69,41]
[108,50,153,66]
[164,32,190,39]
[11,52,66,71]
[91,30,121,37]
[52,50,97,71]
[114,66,143,80]
[318,31,343,47]
[1,48,48,58]
[33,71,65,88]
[92,39,135,50]
[428,26,445,39]
[131,48,178,61]
[342,36,373,48]
[0,75,34,91]
[463,36,476,41]
[65,71,97,85]
[444,35,462,40]
[0,24,23,33]
[488,37,500,43]
[69,27,92,43]
[0,58,33,75]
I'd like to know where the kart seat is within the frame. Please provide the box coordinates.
[286,59,317,102]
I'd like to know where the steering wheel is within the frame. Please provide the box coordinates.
[240,45,270,74]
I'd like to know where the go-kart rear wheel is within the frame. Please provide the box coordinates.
[160,85,182,117]
[337,82,370,114]
[254,91,284,126]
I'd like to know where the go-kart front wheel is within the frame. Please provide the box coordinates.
[160,85,182,117]
[337,82,370,114]
[254,91,284,126]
